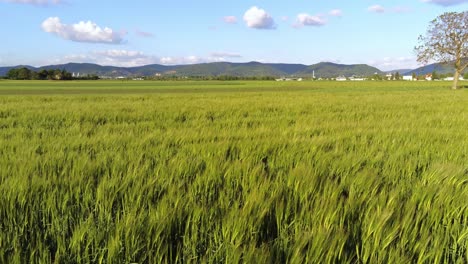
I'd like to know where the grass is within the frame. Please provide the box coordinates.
[0,80,467,263]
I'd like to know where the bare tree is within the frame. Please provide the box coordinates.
[415,11,467,89]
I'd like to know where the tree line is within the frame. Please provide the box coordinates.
[5,67,99,80]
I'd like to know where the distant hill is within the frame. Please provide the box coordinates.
[403,62,461,76]
[385,69,412,74]
[0,65,36,76]
[157,62,309,77]
[299,62,382,78]
[7,61,464,78]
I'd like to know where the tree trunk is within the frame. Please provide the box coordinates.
[452,70,460,90]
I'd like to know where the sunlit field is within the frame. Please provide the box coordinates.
[0,80,467,263]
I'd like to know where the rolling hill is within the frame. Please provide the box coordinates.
[298,62,382,78]
[403,62,464,76]
[2,61,442,78]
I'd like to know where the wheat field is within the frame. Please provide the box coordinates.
[0,80,467,263]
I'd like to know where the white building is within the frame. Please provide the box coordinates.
[403,76,414,81]
[276,77,302,82]
[336,76,347,81]
[444,77,465,81]
[349,75,365,81]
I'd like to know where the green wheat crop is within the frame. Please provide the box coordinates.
[0,80,467,263]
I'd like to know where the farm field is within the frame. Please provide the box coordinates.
[0,80,467,263]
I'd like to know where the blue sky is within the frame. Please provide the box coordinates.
[0,0,466,70]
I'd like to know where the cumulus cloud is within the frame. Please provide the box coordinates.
[243,6,276,29]
[1,0,61,6]
[93,51,208,66]
[41,17,125,44]
[295,14,326,27]
[329,9,343,17]
[159,56,203,65]
[318,58,342,64]
[94,50,144,58]
[209,52,242,62]
[49,49,244,67]
[223,16,237,24]
[422,0,467,6]
[59,50,158,67]
[57,50,203,67]
[368,5,385,13]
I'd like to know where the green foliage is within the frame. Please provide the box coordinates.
[6,68,74,80]
[394,72,400,80]
[0,80,467,263]
[415,11,467,89]
[7,67,33,80]
[371,73,383,81]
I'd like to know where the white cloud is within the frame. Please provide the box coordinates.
[49,50,245,67]
[368,5,413,14]
[243,6,276,29]
[94,50,144,58]
[1,0,61,6]
[41,17,125,44]
[185,56,200,64]
[59,50,158,67]
[209,52,242,62]
[329,9,343,17]
[159,56,207,65]
[159,57,175,65]
[295,14,326,27]
[368,5,385,13]
[368,56,419,71]
[281,16,289,22]
[223,16,237,24]
[422,0,467,6]
[320,58,342,64]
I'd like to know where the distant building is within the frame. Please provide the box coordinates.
[276,77,303,82]
[336,76,346,81]
[403,76,414,81]
[444,76,465,81]
[349,75,365,81]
